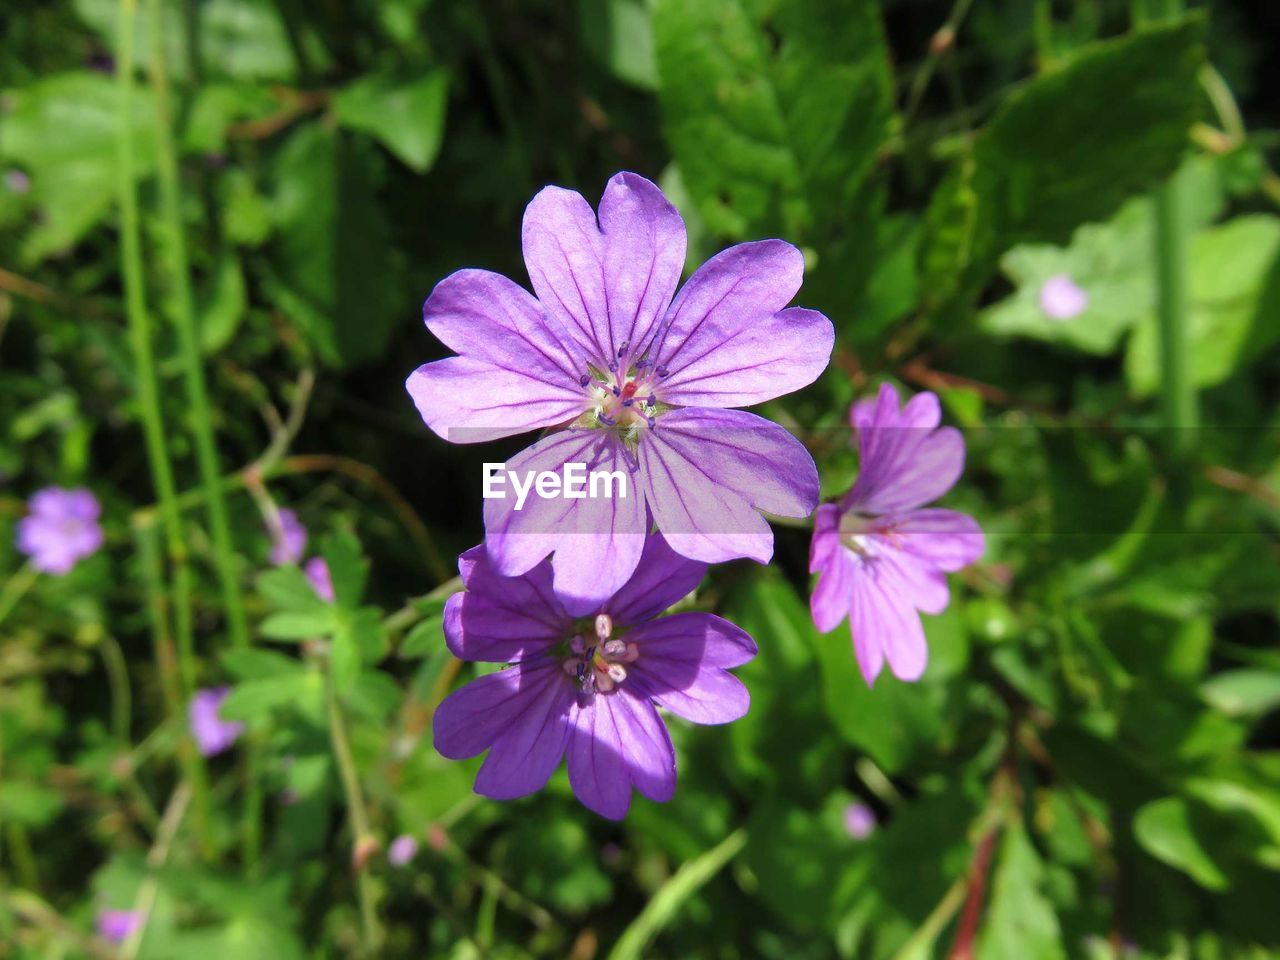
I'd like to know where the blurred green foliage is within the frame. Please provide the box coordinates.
[2,0,1280,958]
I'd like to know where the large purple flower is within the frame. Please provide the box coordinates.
[433,533,756,819]
[16,487,104,575]
[809,384,984,685]
[407,172,832,613]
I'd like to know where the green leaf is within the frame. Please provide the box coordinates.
[921,17,1205,305]
[256,566,328,615]
[1134,796,1231,890]
[220,647,302,681]
[579,0,658,90]
[976,819,1067,960]
[1126,214,1280,395]
[267,125,400,366]
[653,0,893,305]
[259,611,335,640]
[400,615,445,659]
[220,671,323,722]
[1201,670,1280,719]
[0,71,156,263]
[198,252,248,353]
[320,532,369,610]
[333,69,450,173]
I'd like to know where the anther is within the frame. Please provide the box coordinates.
[606,663,627,683]
[598,411,616,426]
[646,416,656,429]
[594,614,613,640]
[579,373,590,387]
[617,341,630,357]
[602,638,627,658]
[607,360,618,373]
[656,365,669,378]
[612,386,621,397]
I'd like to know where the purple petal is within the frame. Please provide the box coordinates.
[268,508,307,566]
[850,575,928,684]
[894,508,986,571]
[423,268,581,379]
[304,556,335,602]
[603,532,708,625]
[637,408,818,564]
[625,612,755,724]
[434,663,569,768]
[189,687,244,757]
[847,385,965,515]
[482,429,647,615]
[96,909,142,944]
[406,356,586,444]
[809,528,857,634]
[650,241,832,407]
[1039,273,1088,320]
[444,546,568,662]
[473,666,576,800]
[844,802,877,840]
[387,834,419,866]
[522,173,685,365]
[567,689,675,819]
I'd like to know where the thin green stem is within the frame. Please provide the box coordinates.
[326,675,383,953]
[145,0,249,650]
[0,563,38,628]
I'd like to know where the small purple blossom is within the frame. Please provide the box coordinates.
[5,169,30,194]
[96,909,141,944]
[16,487,104,575]
[809,385,984,685]
[1038,273,1088,320]
[305,556,334,602]
[268,508,307,566]
[407,173,832,614]
[188,687,244,757]
[387,834,419,866]
[843,802,877,840]
[434,533,756,819]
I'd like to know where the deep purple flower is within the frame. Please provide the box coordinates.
[1039,273,1088,320]
[16,487,104,575]
[96,909,141,944]
[843,802,877,840]
[305,556,334,602]
[268,508,307,566]
[433,533,756,819]
[188,687,244,757]
[387,834,419,866]
[407,173,832,614]
[809,384,984,685]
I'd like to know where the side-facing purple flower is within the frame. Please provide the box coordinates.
[407,172,832,614]
[188,687,244,757]
[16,487,104,575]
[433,533,756,819]
[809,384,984,685]
[305,556,334,602]
[268,508,307,566]
[387,834,419,866]
[96,908,141,944]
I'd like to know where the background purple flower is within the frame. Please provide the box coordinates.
[188,687,244,757]
[407,172,831,614]
[305,556,334,602]
[843,802,877,840]
[268,508,307,565]
[1039,273,1088,320]
[387,834,418,866]
[16,486,104,575]
[96,908,140,943]
[433,532,756,820]
[809,384,984,685]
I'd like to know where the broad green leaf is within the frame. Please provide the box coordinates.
[579,0,658,90]
[333,70,450,173]
[976,818,1067,960]
[259,610,335,640]
[1126,215,1280,395]
[400,615,445,659]
[320,532,369,610]
[198,252,248,353]
[220,647,303,681]
[220,671,323,722]
[921,17,1205,305]
[1133,796,1230,890]
[256,565,328,615]
[1201,670,1280,719]
[653,0,893,307]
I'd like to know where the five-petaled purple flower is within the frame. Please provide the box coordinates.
[16,487,104,575]
[433,532,756,819]
[188,687,244,757]
[268,508,307,566]
[407,172,832,614]
[96,908,141,944]
[809,384,984,685]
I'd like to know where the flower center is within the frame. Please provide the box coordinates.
[838,512,894,559]
[578,343,669,433]
[561,612,639,694]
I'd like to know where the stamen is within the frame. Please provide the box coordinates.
[616,341,630,357]
[602,638,627,658]
[595,672,615,693]
[623,642,640,662]
[578,373,590,387]
[622,399,633,408]
[646,416,656,429]
[605,663,627,683]
[607,360,618,373]
[656,365,669,378]
[597,411,616,426]
[594,614,613,641]
[611,387,621,397]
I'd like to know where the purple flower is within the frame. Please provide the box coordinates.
[96,909,141,944]
[188,687,244,757]
[407,172,832,614]
[387,834,419,866]
[268,508,307,566]
[809,384,984,685]
[433,533,756,819]
[1038,273,1088,320]
[843,802,877,840]
[16,487,104,575]
[305,556,334,602]
[5,169,30,195]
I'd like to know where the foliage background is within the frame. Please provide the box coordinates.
[2,0,1280,957]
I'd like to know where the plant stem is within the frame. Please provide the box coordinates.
[145,0,249,650]
[326,674,383,953]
